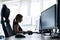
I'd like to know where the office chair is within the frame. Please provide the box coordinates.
[1,19,15,38]
[1,4,15,37]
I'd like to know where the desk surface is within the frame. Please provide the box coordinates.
[0,33,60,40]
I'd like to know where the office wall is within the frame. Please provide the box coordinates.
[0,0,42,35]
[43,0,57,11]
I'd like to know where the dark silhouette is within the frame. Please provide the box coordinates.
[1,4,14,37]
[13,14,23,34]
[13,14,26,38]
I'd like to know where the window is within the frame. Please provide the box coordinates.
[1,0,42,33]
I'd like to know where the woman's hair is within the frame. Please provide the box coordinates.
[15,14,23,20]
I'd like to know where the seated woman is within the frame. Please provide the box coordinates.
[13,14,33,38]
[13,14,23,34]
[13,14,26,38]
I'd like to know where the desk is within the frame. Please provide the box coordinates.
[0,33,60,40]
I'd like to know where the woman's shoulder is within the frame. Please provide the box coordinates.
[13,19,18,24]
[13,22,18,25]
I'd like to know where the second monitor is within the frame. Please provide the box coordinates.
[41,4,56,30]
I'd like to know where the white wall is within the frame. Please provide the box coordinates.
[0,0,42,32]
[43,0,57,11]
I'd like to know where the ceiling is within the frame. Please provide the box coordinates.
[0,0,11,2]
[0,0,20,2]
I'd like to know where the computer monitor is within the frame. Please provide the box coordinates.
[41,4,56,30]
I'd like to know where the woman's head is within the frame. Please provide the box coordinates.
[15,14,23,23]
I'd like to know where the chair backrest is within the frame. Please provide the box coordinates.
[5,19,15,37]
[1,6,15,37]
[1,19,15,38]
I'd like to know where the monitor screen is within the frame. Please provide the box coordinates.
[41,4,56,29]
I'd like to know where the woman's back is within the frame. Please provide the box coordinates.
[13,19,23,34]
